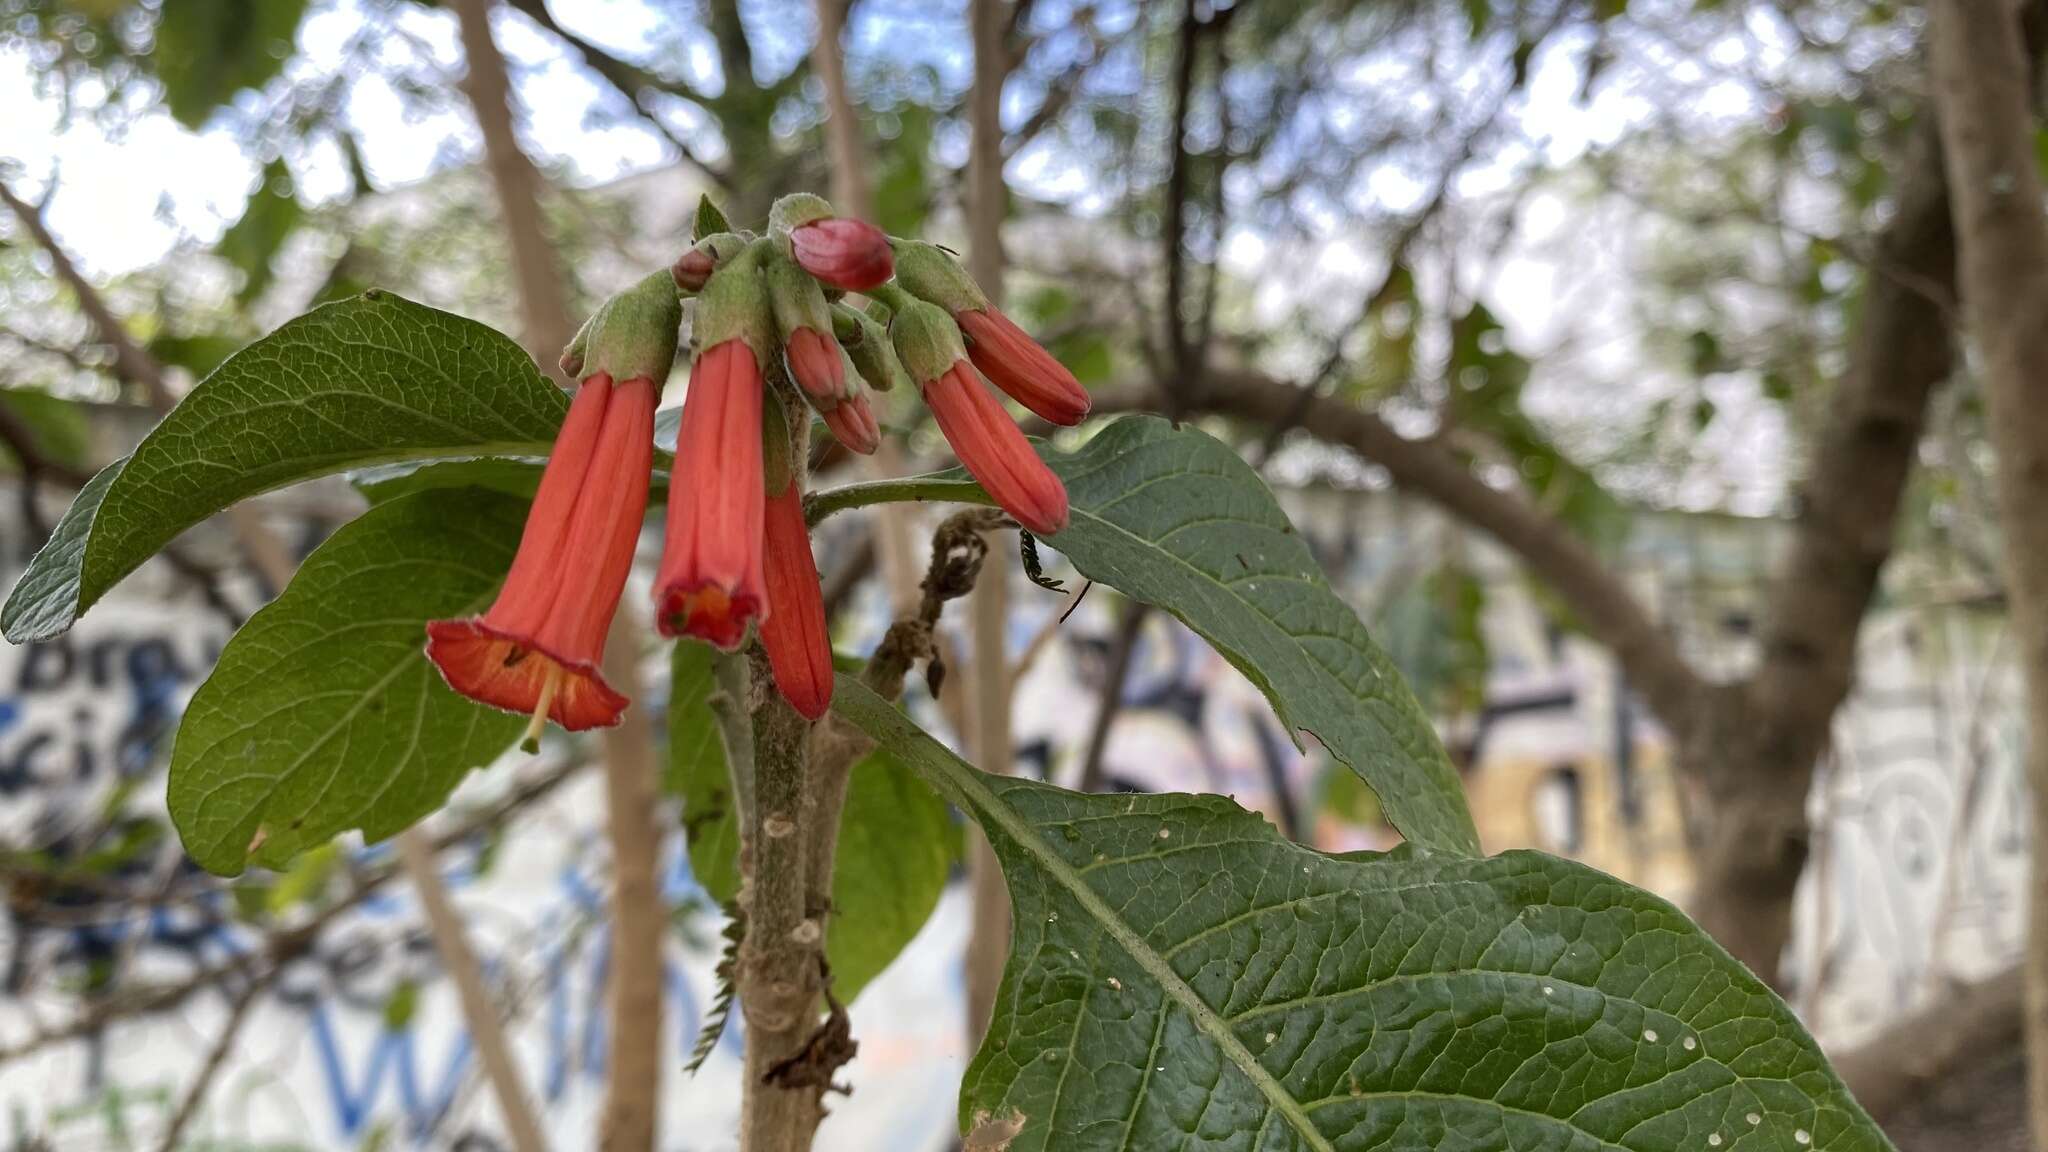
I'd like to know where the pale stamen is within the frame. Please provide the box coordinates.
[521,664,564,754]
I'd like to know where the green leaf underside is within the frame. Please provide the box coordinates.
[670,642,742,900]
[667,644,954,1002]
[2,291,568,644]
[168,488,529,875]
[833,679,1891,1152]
[816,415,1478,857]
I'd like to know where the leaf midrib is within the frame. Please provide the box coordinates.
[919,728,1338,1152]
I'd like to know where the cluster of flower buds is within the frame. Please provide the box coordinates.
[427,193,1090,735]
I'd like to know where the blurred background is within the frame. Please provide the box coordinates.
[0,0,2025,1148]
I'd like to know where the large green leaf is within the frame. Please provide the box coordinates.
[168,487,528,875]
[810,415,1479,857]
[666,643,956,1002]
[834,679,1892,1152]
[2,291,567,643]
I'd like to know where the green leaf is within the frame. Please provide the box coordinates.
[666,643,956,1002]
[833,678,1894,1152]
[810,416,1479,856]
[218,158,304,303]
[694,195,732,241]
[669,641,742,901]
[3,291,567,644]
[0,387,92,474]
[154,0,311,128]
[353,457,548,505]
[167,487,528,875]
[827,747,958,999]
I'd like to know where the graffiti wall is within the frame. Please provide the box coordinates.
[0,469,2031,1148]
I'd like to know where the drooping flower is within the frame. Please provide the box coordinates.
[759,478,832,720]
[892,297,1069,536]
[768,253,848,405]
[893,240,1090,426]
[655,339,768,649]
[426,373,656,739]
[956,306,1091,426]
[427,274,678,745]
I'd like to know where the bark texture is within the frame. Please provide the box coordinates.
[1925,0,2048,1140]
[449,5,664,1146]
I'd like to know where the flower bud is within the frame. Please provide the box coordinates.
[820,390,880,456]
[672,232,748,293]
[958,306,1090,426]
[759,478,832,720]
[768,254,847,404]
[921,362,1068,536]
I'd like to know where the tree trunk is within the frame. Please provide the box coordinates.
[1925,0,2048,1140]
[450,4,664,1147]
[961,0,1017,1050]
[452,0,574,371]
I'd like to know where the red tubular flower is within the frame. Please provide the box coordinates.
[759,481,832,720]
[820,391,880,455]
[789,218,894,291]
[783,326,846,404]
[427,372,655,737]
[656,340,767,649]
[957,307,1092,426]
[923,362,1069,535]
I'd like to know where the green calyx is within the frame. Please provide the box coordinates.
[760,382,800,495]
[889,297,969,385]
[567,270,683,384]
[892,240,988,313]
[766,250,835,340]
[693,239,779,363]
[834,303,910,393]
[767,192,835,236]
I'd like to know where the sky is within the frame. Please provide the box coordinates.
[0,0,1801,512]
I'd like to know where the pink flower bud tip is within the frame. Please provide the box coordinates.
[820,392,880,455]
[784,326,846,403]
[790,218,894,292]
[957,307,1091,426]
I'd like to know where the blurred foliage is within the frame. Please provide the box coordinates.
[154,0,310,128]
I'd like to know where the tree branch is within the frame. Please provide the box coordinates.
[1832,967,2022,1124]
[1103,371,1705,731]
[396,829,550,1152]
[151,963,273,1152]
[500,0,729,186]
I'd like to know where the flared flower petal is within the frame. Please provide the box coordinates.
[759,481,833,720]
[957,306,1091,426]
[789,218,894,291]
[656,339,767,648]
[922,361,1069,535]
[427,372,657,733]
